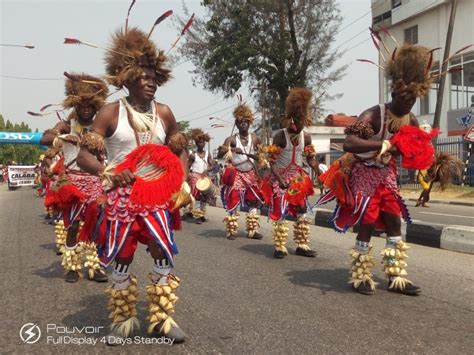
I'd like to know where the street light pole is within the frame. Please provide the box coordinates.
[433,0,458,132]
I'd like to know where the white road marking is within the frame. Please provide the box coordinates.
[419,212,474,219]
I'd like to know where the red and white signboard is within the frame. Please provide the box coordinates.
[464,126,474,142]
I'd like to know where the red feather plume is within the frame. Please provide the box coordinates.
[181,13,195,35]
[40,104,53,112]
[454,44,473,56]
[64,38,82,45]
[147,10,173,39]
[114,144,184,206]
[448,66,463,73]
[27,111,42,116]
[125,0,137,32]
[370,33,381,52]
[154,10,173,26]
[390,125,440,170]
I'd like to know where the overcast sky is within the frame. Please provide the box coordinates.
[0,0,378,150]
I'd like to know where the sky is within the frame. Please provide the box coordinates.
[0,0,378,151]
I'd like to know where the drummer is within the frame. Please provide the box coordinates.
[187,128,215,224]
[217,99,264,240]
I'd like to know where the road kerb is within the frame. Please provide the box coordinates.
[440,225,474,254]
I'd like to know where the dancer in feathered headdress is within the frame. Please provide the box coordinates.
[319,30,469,297]
[217,97,264,240]
[40,73,109,275]
[260,87,320,259]
[186,128,215,223]
[74,2,188,343]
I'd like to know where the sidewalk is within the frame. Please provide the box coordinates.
[399,186,474,207]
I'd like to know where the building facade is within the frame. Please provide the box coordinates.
[371,0,474,136]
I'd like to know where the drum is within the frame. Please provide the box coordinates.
[196,176,217,199]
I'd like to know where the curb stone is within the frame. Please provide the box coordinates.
[215,201,473,254]
[405,198,474,207]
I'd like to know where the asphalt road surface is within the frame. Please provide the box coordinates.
[1,185,473,354]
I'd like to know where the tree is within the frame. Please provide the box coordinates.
[176,0,346,128]
[177,120,191,132]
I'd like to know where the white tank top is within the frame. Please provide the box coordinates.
[355,104,392,160]
[105,99,166,164]
[231,134,254,172]
[62,119,91,170]
[190,151,208,174]
[274,128,304,170]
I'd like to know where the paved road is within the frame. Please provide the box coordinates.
[1,185,473,353]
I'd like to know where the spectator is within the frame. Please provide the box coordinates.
[317,156,328,194]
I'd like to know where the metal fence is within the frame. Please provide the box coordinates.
[399,137,473,187]
[326,137,474,187]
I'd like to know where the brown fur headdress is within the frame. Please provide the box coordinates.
[385,44,432,99]
[233,103,254,124]
[282,87,313,128]
[63,72,109,110]
[430,151,464,191]
[190,128,210,142]
[105,27,171,89]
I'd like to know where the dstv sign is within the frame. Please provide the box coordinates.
[0,132,43,145]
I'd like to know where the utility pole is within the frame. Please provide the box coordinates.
[433,0,458,132]
[261,81,270,144]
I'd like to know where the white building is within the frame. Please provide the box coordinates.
[371,0,474,136]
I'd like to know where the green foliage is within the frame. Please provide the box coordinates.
[176,0,346,127]
[177,120,191,132]
[0,114,43,165]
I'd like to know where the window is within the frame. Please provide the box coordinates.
[404,25,418,44]
[449,52,474,110]
[392,0,402,9]
[382,11,392,21]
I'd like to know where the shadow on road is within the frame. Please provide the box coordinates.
[285,268,385,295]
[39,242,56,251]
[238,243,278,259]
[62,294,110,338]
[33,260,63,279]
[196,228,230,239]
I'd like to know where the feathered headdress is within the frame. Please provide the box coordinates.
[104,27,171,88]
[282,87,313,128]
[386,44,433,98]
[190,128,210,142]
[63,72,109,110]
[431,151,464,191]
[233,94,254,123]
[358,28,471,99]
